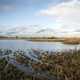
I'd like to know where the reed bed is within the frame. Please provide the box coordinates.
[0,49,80,80]
[63,38,80,44]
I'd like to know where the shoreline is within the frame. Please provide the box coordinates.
[0,49,80,80]
[0,37,80,44]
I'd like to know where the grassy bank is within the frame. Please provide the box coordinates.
[0,58,45,80]
[0,58,31,80]
[0,49,80,80]
[29,38,64,42]
[37,49,80,80]
[63,38,80,44]
[0,36,80,44]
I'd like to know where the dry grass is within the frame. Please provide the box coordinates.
[1,49,80,80]
[34,49,80,80]
[63,38,80,44]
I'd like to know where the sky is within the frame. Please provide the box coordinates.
[0,0,62,26]
[0,0,80,37]
[40,0,80,37]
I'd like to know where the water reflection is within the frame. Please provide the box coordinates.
[0,40,79,52]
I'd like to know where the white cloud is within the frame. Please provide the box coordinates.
[0,25,46,36]
[38,0,80,37]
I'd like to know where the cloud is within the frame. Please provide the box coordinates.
[39,0,80,17]
[37,0,80,37]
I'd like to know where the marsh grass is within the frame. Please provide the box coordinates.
[36,49,80,80]
[63,38,80,44]
[0,49,80,80]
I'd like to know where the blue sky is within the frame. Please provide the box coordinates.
[0,0,63,26]
[0,0,80,37]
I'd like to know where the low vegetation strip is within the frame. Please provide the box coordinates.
[63,38,80,44]
[1,36,80,44]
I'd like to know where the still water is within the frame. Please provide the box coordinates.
[0,40,79,79]
[0,40,80,52]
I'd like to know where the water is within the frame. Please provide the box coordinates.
[0,40,80,52]
[0,40,80,79]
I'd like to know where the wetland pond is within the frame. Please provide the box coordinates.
[0,40,80,80]
[0,40,80,52]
